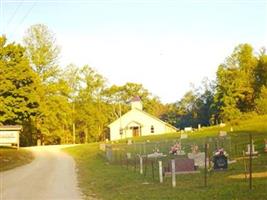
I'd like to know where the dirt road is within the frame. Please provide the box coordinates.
[0,145,82,200]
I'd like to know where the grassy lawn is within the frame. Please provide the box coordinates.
[65,116,267,200]
[0,147,34,171]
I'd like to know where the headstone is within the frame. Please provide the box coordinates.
[213,154,228,170]
[213,148,228,170]
[181,133,188,139]
[219,131,227,137]
[245,142,258,156]
[230,127,233,132]
[126,152,131,159]
[188,145,206,168]
[198,124,201,130]
[127,139,132,145]
[188,152,206,168]
[147,152,166,158]
[174,158,195,172]
[184,127,193,132]
[265,139,267,153]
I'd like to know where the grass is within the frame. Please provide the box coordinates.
[0,147,34,171]
[65,115,267,200]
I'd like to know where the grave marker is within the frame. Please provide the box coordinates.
[213,149,228,170]
[245,141,258,156]
[169,142,185,155]
[164,158,199,176]
[181,133,188,139]
[219,131,227,137]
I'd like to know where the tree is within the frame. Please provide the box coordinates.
[75,65,110,142]
[254,48,267,96]
[213,44,258,121]
[255,86,267,114]
[23,24,73,145]
[0,36,41,125]
[0,36,42,145]
[23,24,60,82]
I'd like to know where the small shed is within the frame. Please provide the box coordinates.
[0,125,22,148]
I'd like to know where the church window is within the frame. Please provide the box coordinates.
[151,125,154,133]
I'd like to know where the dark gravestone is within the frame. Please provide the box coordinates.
[213,154,228,170]
[165,158,195,173]
[175,158,195,171]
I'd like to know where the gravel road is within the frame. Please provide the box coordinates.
[0,145,82,200]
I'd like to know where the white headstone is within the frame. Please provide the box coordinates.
[184,127,193,132]
[181,133,188,139]
[245,143,258,156]
[219,131,227,137]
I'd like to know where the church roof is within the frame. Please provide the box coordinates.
[108,108,177,131]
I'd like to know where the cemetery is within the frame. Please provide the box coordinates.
[101,131,267,193]
[63,116,267,200]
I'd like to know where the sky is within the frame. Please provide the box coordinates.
[1,0,267,103]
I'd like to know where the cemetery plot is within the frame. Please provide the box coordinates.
[102,133,267,192]
[163,158,200,175]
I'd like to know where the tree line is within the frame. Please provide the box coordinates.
[0,24,266,146]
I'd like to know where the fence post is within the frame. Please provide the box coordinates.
[151,160,154,180]
[140,156,143,174]
[249,133,252,190]
[159,160,163,183]
[243,150,247,180]
[171,159,176,188]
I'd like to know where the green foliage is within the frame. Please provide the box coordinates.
[255,86,267,114]
[162,79,215,128]
[213,44,263,122]
[0,36,41,125]
[2,23,266,145]
[23,24,60,83]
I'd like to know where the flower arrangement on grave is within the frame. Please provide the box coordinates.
[169,142,185,155]
[214,148,228,157]
[147,147,166,158]
[191,144,199,154]
[153,148,160,153]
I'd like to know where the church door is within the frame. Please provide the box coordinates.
[132,126,140,137]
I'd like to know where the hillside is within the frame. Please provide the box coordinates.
[65,115,267,200]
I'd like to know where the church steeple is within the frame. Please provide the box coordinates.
[131,96,143,110]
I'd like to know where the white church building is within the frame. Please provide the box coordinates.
[108,97,177,141]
